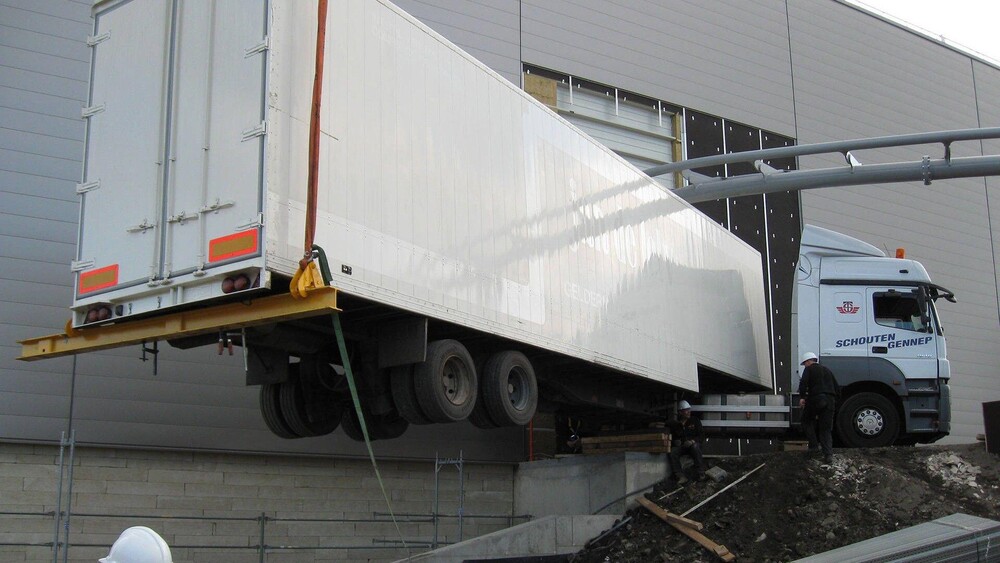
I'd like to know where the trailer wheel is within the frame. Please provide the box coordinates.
[835,392,899,448]
[278,363,342,437]
[340,404,409,441]
[480,351,537,426]
[413,339,478,423]
[389,365,433,424]
[468,356,500,429]
[260,383,299,439]
[341,407,364,441]
[370,410,409,440]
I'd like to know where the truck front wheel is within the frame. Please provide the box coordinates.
[835,392,900,448]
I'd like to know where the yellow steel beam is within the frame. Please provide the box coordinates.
[18,287,339,361]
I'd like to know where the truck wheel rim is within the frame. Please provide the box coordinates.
[854,407,884,436]
[441,356,472,406]
[507,366,528,410]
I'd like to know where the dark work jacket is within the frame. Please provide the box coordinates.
[669,416,704,444]
[798,362,840,410]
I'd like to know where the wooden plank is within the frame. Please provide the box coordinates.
[582,445,671,454]
[581,433,670,444]
[637,497,735,562]
[636,497,703,531]
[670,523,736,562]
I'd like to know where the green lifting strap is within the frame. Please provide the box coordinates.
[332,313,408,553]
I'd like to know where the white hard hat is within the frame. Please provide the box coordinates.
[678,400,692,410]
[800,352,818,365]
[99,526,172,563]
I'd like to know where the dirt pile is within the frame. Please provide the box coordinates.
[571,443,1000,562]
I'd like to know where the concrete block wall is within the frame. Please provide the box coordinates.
[0,443,517,563]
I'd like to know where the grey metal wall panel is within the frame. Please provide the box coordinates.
[790,1,1000,442]
[0,0,90,444]
[390,0,522,84]
[520,0,796,136]
[974,59,1000,334]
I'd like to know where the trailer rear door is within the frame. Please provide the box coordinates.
[77,0,267,302]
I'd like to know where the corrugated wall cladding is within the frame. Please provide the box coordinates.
[2,0,999,454]
[391,0,522,84]
[0,0,90,440]
[519,0,797,137]
[974,59,1000,327]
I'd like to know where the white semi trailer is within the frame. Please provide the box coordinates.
[19,0,957,448]
[21,0,771,439]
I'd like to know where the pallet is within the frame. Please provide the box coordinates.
[581,433,671,454]
[782,440,809,451]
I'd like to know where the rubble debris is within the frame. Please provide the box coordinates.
[569,443,1000,563]
[705,466,728,483]
[924,452,982,489]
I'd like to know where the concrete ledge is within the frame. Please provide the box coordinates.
[398,515,618,562]
[514,452,669,517]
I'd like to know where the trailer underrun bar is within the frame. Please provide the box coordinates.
[18,287,340,361]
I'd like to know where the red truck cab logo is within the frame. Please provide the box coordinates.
[836,301,860,314]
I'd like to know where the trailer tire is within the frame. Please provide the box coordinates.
[370,410,409,440]
[341,406,365,441]
[413,339,478,423]
[260,383,300,439]
[480,351,537,426]
[836,392,899,448]
[279,364,342,437]
[340,404,409,441]
[390,365,433,424]
[468,356,500,429]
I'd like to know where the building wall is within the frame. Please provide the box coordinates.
[0,442,515,562]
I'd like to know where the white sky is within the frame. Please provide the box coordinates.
[850,1,1000,63]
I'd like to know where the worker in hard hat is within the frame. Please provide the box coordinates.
[798,352,840,464]
[667,399,705,484]
[99,526,172,563]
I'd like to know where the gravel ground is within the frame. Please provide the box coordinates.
[570,443,1000,562]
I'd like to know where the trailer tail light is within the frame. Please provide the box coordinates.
[78,264,119,294]
[221,273,253,294]
[83,304,113,324]
[208,230,259,263]
[896,248,905,258]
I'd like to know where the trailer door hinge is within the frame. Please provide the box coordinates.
[71,259,95,272]
[76,180,101,194]
[236,213,264,230]
[82,104,106,118]
[87,32,111,46]
[126,219,157,234]
[244,36,269,57]
[241,121,266,141]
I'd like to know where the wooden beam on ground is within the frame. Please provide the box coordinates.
[637,497,735,562]
[637,497,703,531]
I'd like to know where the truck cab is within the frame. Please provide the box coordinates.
[794,225,954,446]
